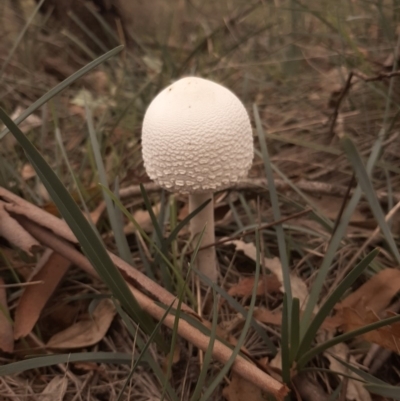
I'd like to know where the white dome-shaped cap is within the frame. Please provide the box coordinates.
[141,77,254,194]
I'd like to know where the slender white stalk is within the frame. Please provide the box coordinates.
[189,192,218,282]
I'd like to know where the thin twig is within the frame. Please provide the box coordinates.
[118,179,400,203]
[353,69,400,82]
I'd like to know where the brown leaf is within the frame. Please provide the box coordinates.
[325,343,372,401]
[223,372,268,401]
[342,308,400,353]
[253,308,282,327]
[337,268,400,315]
[229,240,310,308]
[0,278,14,352]
[14,249,71,340]
[89,201,106,225]
[39,376,68,401]
[228,275,281,298]
[124,203,161,234]
[162,344,181,376]
[0,202,42,256]
[46,298,116,349]
[320,268,400,332]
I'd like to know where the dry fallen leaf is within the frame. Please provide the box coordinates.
[46,298,116,349]
[336,268,400,315]
[0,278,14,353]
[253,308,283,327]
[342,308,400,353]
[323,268,400,331]
[14,249,71,340]
[39,376,68,401]
[228,240,310,308]
[0,202,42,256]
[228,275,281,298]
[162,344,181,376]
[124,203,161,234]
[223,372,268,401]
[326,343,372,401]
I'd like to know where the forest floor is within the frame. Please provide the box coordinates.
[0,1,400,400]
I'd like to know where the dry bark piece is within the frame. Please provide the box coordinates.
[0,202,42,256]
[47,298,116,349]
[0,278,14,353]
[13,249,71,340]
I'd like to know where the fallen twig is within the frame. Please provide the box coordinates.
[118,178,400,204]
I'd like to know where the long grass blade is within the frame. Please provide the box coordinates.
[199,229,262,399]
[0,108,156,336]
[341,136,400,263]
[0,0,45,80]
[297,313,400,369]
[0,352,132,376]
[85,102,134,265]
[253,104,292,307]
[0,46,123,139]
[296,249,379,360]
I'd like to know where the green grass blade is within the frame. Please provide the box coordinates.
[165,198,210,247]
[194,269,276,354]
[85,102,134,265]
[341,136,400,263]
[116,298,176,401]
[54,127,92,223]
[364,383,400,399]
[328,354,386,385]
[301,136,385,332]
[112,302,178,401]
[0,352,132,376]
[289,297,300,365]
[0,108,156,336]
[297,313,400,369]
[101,185,196,306]
[296,249,379,361]
[140,184,172,291]
[0,0,45,80]
[199,230,262,400]
[68,10,109,53]
[192,289,219,401]
[281,294,291,384]
[253,104,292,307]
[0,46,123,140]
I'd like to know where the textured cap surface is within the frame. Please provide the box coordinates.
[142,77,253,194]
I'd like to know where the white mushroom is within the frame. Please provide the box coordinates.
[141,76,253,281]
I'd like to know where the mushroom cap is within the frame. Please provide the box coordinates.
[141,76,253,194]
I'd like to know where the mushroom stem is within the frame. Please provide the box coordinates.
[189,192,218,282]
